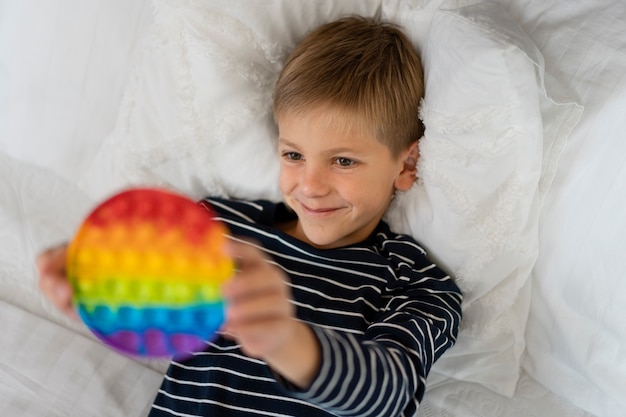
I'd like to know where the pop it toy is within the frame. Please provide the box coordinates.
[66,188,233,359]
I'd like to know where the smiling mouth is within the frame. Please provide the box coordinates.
[300,203,342,216]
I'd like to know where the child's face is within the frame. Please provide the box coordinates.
[277,106,415,249]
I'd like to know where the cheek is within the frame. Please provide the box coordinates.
[338,177,389,209]
[357,169,396,195]
[278,165,294,193]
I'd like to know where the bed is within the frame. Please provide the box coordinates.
[1,0,624,416]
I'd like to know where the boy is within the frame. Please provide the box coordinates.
[38,17,462,417]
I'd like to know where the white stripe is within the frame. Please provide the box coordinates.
[291,299,369,320]
[283,265,384,292]
[175,352,265,366]
[209,199,258,223]
[340,336,368,410]
[305,320,365,335]
[379,235,427,255]
[282,260,385,289]
[365,346,393,415]
[156,389,297,417]
[307,327,334,398]
[150,403,202,417]
[168,364,275,383]
[320,333,356,409]
[290,283,380,311]
[317,333,347,405]
[344,345,378,414]
[162,376,326,411]
[390,261,439,274]
[225,220,389,284]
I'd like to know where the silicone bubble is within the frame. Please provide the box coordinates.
[66,188,233,359]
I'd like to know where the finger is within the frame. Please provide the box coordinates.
[39,276,78,320]
[226,316,297,359]
[39,271,73,309]
[221,267,284,301]
[221,239,282,300]
[37,246,70,302]
[226,290,293,325]
[36,244,79,320]
[36,245,68,276]
[224,238,267,268]
[228,315,292,336]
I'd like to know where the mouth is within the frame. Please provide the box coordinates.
[299,202,342,217]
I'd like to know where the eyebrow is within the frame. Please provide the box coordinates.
[278,138,365,155]
[277,138,298,148]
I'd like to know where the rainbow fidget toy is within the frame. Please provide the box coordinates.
[66,188,233,358]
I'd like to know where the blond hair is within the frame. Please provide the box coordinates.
[273,16,424,156]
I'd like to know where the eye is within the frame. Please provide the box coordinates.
[335,157,356,167]
[282,151,303,161]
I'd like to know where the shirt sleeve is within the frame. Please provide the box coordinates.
[278,242,463,417]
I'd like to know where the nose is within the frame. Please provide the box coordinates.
[299,163,330,198]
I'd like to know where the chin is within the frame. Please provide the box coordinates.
[303,227,355,250]
[296,226,334,249]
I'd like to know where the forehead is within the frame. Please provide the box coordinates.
[277,104,377,141]
[277,111,396,162]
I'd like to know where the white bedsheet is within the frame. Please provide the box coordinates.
[0,153,167,416]
[0,300,163,417]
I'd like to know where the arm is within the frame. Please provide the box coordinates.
[221,239,321,388]
[293,269,462,417]
[280,234,461,416]
[222,236,462,416]
[304,272,460,416]
[36,244,79,320]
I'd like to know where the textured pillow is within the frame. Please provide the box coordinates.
[383,0,582,396]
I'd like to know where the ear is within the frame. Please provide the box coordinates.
[394,141,419,192]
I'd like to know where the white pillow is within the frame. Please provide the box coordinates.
[80,0,383,201]
[383,0,582,396]
[513,1,626,415]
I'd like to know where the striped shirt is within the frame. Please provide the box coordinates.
[149,198,462,417]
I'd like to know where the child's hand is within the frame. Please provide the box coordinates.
[36,244,79,320]
[221,240,297,357]
[221,240,320,388]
